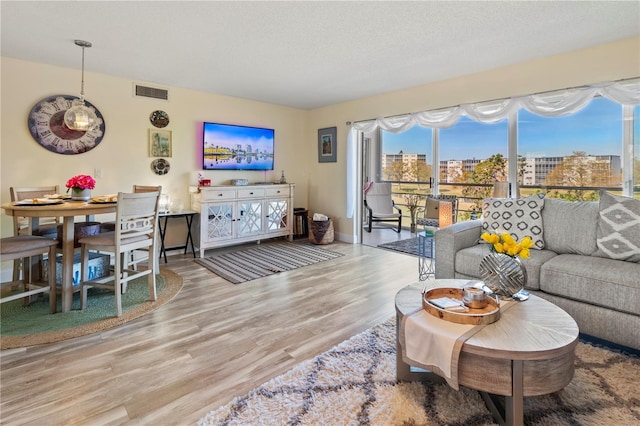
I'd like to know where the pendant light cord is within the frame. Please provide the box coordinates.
[80,45,86,102]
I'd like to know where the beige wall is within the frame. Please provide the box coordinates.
[306,37,640,241]
[0,57,310,247]
[2,36,639,253]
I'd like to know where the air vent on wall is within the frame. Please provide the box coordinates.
[134,84,169,100]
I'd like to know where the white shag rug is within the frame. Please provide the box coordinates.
[198,318,640,425]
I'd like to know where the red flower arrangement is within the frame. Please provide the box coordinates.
[66,174,96,192]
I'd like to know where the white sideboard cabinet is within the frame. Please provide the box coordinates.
[191,183,294,257]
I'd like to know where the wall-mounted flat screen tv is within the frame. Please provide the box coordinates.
[203,122,274,171]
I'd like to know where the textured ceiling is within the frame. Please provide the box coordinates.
[2,1,639,109]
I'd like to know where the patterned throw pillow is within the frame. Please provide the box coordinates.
[595,191,640,263]
[481,193,546,249]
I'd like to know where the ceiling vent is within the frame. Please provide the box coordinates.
[134,84,169,101]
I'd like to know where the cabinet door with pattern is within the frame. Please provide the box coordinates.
[265,198,289,233]
[204,202,235,242]
[237,200,263,237]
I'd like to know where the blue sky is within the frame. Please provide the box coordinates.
[382,98,637,161]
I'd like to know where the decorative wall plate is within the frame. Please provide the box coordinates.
[151,158,170,175]
[150,110,169,128]
[28,95,106,155]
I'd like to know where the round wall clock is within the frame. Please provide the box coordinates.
[151,158,170,175]
[28,95,106,155]
[150,110,169,128]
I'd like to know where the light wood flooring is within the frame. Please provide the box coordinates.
[0,240,420,425]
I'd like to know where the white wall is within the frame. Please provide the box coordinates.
[0,57,310,249]
[306,37,640,242]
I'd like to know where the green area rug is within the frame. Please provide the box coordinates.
[0,268,183,350]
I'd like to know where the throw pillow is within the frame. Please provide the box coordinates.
[424,198,440,219]
[594,191,640,263]
[481,193,546,249]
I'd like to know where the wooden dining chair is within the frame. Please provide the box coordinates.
[0,235,58,313]
[10,185,61,282]
[10,185,61,236]
[79,191,160,317]
[100,185,162,232]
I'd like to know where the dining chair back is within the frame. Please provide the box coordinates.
[10,185,61,236]
[132,185,162,193]
[363,182,402,233]
[79,191,160,317]
[0,235,58,313]
[10,185,62,282]
[100,185,162,232]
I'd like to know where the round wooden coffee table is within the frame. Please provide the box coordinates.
[396,280,579,426]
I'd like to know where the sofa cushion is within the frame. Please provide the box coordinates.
[481,193,546,250]
[541,198,599,255]
[455,244,557,291]
[540,254,640,315]
[594,191,640,263]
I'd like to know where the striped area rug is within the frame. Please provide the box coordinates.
[195,242,344,284]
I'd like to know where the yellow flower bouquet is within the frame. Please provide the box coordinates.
[481,232,535,259]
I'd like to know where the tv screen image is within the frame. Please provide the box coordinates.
[203,122,274,171]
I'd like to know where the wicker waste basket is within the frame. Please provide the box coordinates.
[309,218,334,245]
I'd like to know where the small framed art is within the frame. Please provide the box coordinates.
[149,129,172,157]
[318,126,337,163]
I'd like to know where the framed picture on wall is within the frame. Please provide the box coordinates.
[318,126,337,163]
[149,129,172,157]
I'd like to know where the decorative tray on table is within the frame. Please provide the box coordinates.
[422,287,500,325]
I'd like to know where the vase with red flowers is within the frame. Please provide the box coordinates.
[66,174,96,201]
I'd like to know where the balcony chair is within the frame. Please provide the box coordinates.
[416,194,458,228]
[0,235,58,313]
[79,191,160,317]
[364,182,402,233]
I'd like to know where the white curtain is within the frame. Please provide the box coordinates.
[346,79,640,218]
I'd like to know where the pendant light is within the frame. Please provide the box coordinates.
[63,40,98,132]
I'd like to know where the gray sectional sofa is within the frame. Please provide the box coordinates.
[435,194,640,350]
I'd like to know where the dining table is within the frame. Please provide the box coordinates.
[2,198,117,312]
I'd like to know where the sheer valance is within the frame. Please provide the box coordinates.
[351,79,640,132]
[346,79,640,218]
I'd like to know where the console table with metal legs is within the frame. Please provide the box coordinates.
[158,210,197,263]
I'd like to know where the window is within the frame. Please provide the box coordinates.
[518,97,623,201]
[364,81,638,226]
[379,127,433,222]
[380,127,433,184]
[439,116,508,209]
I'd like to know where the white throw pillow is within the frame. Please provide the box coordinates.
[481,193,546,250]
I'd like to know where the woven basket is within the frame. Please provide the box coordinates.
[309,218,334,245]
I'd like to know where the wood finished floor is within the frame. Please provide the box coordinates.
[0,240,420,425]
